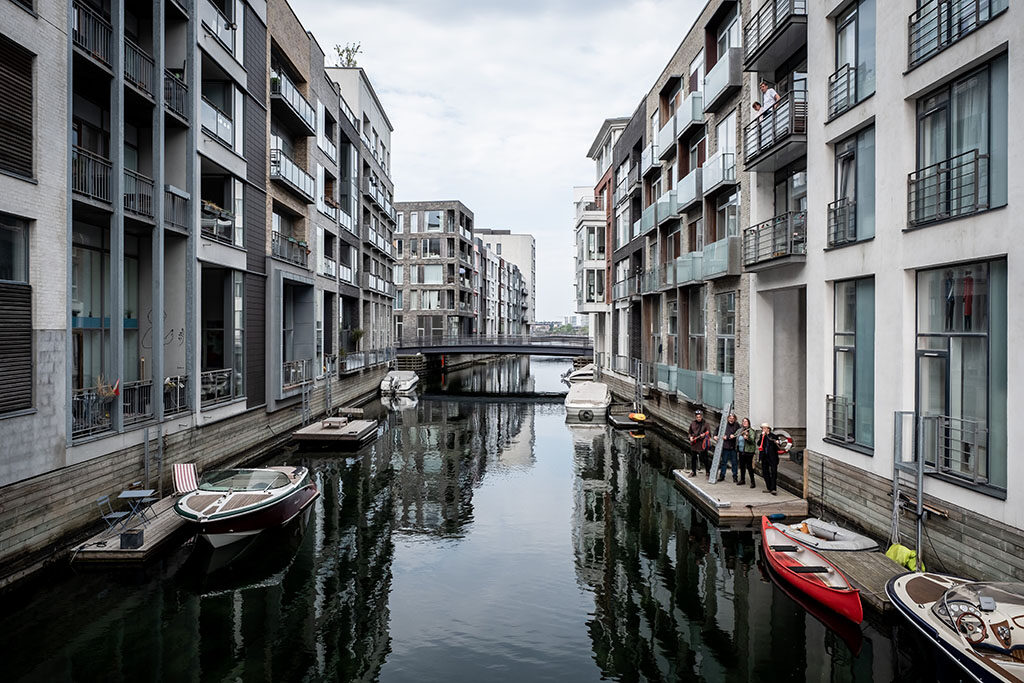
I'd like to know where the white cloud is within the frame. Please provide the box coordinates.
[292,0,704,320]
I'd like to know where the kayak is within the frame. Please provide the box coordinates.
[785,518,879,552]
[761,516,864,624]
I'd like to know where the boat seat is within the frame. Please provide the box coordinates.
[788,566,831,573]
[770,544,801,552]
[322,417,348,429]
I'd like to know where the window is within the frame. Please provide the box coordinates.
[423,264,443,285]
[711,191,739,243]
[829,278,874,448]
[689,51,704,95]
[0,35,34,179]
[423,238,442,258]
[496,243,502,255]
[829,126,874,246]
[687,287,705,370]
[397,212,404,233]
[716,292,735,374]
[715,5,741,56]
[409,212,419,233]
[916,260,1006,491]
[716,111,736,155]
[830,0,875,118]
[395,264,403,285]
[425,210,443,232]
[0,214,31,414]
[395,315,403,338]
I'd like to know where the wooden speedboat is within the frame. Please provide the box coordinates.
[887,572,1024,683]
[380,370,419,395]
[174,467,319,548]
[761,516,863,624]
[783,518,878,552]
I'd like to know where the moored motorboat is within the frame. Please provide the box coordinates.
[174,467,319,548]
[565,363,596,384]
[784,518,879,552]
[761,516,864,624]
[380,370,419,395]
[887,572,1024,683]
[565,381,611,423]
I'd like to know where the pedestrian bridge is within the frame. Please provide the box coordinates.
[395,335,593,357]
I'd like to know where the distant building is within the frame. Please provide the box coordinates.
[474,229,535,332]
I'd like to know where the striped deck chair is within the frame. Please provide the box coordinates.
[173,463,199,496]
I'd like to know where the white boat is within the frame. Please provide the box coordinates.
[380,370,419,395]
[887,572,1024,682]
[565,381,611,423]
[783,518,879,552]
[565,363,596,384]
[381,394,418,411]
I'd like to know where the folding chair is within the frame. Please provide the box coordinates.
[173,463,199,496]
[96,495,130,536]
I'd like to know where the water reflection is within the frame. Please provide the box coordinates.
[424,355,570,396]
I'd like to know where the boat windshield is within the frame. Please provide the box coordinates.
[932,582,1024,640]
[198,469,290,492]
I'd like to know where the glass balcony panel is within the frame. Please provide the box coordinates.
[677,92,704,139]
[703,47,742,112]
[270,148,315,202]
[703,372,734,410]
[702,151,737,194]
[200,0,235,52]
[657,117,676,160]
[271,68,316,134]
[201,97,233,145]
[641,203,657,234]
[702,236,740,279]
[677,168,703,211]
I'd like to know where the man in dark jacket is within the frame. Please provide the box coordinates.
[715,413,741,483]
[687,410,711,477]
[758,422,781,495]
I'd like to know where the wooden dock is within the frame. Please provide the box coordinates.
[672,469,808,525]
[292,417,378,445]
[820,549,907,613]
[73,496,190,564]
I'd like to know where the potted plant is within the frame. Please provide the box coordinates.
[350,328,365,351]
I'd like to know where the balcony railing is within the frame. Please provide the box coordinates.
[270,68,316,135]
[272,232,309,267]
[124,169,155,218]
[201,97,233,145]
[742,90,807,166]
[743,211,806,268]
[613,178,628,206]
[362,272,394,296]
[677,168,702,212]
[920,414,989,484]
[320,197,340,222]
[825,394,855,442]
[703,47,742,112]
[627,164,640,190]
[270,148,315,202]
[702,151,736,194]
[201,368,235,406]
[163,375,190,415]
[165,188,189,232]
[282,359,313,389]
[908,0,1006,70]
[641,142,660,175]
[575,197,604,221]
[647,365,734,409]
[744,0,807,67]
[122,379,153,426]
[72,386,115,438]
[632,218,641,240]
[657,117,676,160]
[827,198,857,247]
[677,91,704,139]
[124,39,155,97]
[612,277,637,300]
[72,147,112,203]
[641,203,657,234]
[339,208,355,235]
[200,0,235,52]
[702,372,735,411]
[201,200,235,243]
[338,348,395,373]
[656,190,677,225]
[339,263,354,284]
[640,266,660,294]
[322,255,337,278]
[703,236,741,279]
[164,69,189,120]
[673,251,704,285]
[827,64,856,120]
[72,1,112,66]
[907,150,988,228]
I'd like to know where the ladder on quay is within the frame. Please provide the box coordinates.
[301,378,313,426]
[706,401,733,484]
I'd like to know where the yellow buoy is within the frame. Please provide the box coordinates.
[628,412,647,422]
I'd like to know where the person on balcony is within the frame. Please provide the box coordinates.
[760,80,781,110]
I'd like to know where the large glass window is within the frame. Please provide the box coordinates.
[423,238,442,258]
[0,214,28,282]
[833,0,875,107]
[830,126,875,246]
[716,292,735,374]
[687,287,705,370]
[916,260,1006,491]
[425,210,443,232]
[830,278,874,448]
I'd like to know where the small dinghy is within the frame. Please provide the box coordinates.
[784,518,878,552]
[887,572,1024,683]
[565,363,596,384]
[761,516,863,624]
[380,370,419,395]
[565,381,610,423]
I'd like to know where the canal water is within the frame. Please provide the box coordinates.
[2,357,947,682]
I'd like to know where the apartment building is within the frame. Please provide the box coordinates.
[393,200,475,342]
[474,228,535,332]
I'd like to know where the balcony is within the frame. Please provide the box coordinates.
[339,208,354,235]
[908,0,1007,70]
[676,91,704,139]
[320,196,339,222]
[640,203,657,235]
[702,236,741,280]
[907,150,988,229]
[163,375,190,415]
[363,224,393,257]
[827,198,857,247]
[743,211,806,271]
[71,386,115,439]
[631,218,642,241]
[827,64,856,120]
[282,359,313,390]
[702,151,737,195]
[122,380,153,426]
[677,168,702,212]
[640,142,660,176]
[703,47,742,113]
[702,372,735,411]
[200,368,236,406]
[653,365,734,409]
[657,117,677,161]
[164,187,189,232]
[72,147,112,204]
[742,90,807,173]
[362,272,394,297]
[627,164,640,190]
[271,232,309,267]
[271,68,316,137]
[612,178,627,206]
[656,190,677,225]
[322,256,337,278]
[124,39,154,98]
[339,262,354,285]
[270,148,315,203]
[743,0,807,74]
[639,266,659,294]
[72,1,112,67]
[201,97,233,146]
[825,394,855,442]
[361,177,388,211]
[575,197,604,222]
[164,70,189,121]
[201,200,235,243]
[612,277,637,300]
[673,251,704,286]
[124,169,155,218]
[200,0,235,53]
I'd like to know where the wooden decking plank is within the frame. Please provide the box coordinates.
[672,469,808,525]
[819,549,908,613]
[72,496,190,564]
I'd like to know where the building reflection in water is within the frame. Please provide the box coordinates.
[428,355,533,395]
[569,424,900,682]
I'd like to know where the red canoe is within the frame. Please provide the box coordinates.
[761,516,864,624]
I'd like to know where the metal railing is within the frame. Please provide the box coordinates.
[827,64,856,120]
[395,334,591,349]
[907,149,988,228]
[124,169,155,218]
[322,255,337,278]
[72,387,115,438]
[270,67,316,133]
[612,354,631,375]
[743,90,807,164]
[122,379,153,426]
[282,359,313,388]
[340,96,358,128]
[201,97,233,145]
[743,210,806,267]
[201,201,235,243]
[270,148,315,201]
[909,0,1003,69]
[164,69,189,120]
[827,197,857,247]
[702,151,736,193]
[321,135,337,161]
[200,0,235,52]
[124,39,154,96]
[72,1,112,66]
[744,0,807,62]
[338,348,395,373]
[165,189,189,231]
[163,375,190,414]
[921,414,989,484]
[201,367,235,406]
[271,231,309,266]
[339,263,354,284]
[320,197,339,221]
[72,147,112,203]
[825,394,855,442]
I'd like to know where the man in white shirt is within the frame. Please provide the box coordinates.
[760,80,781,110]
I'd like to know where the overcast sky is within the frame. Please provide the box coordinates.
[292,0,704,321]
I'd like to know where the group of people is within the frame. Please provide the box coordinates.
[685,410,784,495]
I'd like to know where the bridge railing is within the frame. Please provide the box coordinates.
[395,334,593,349]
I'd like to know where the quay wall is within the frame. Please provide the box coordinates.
[0,367,386,590]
